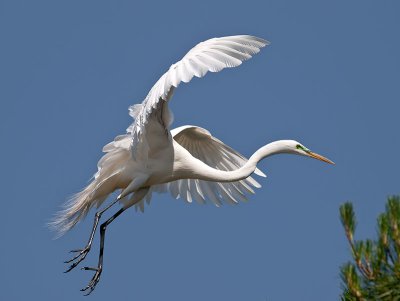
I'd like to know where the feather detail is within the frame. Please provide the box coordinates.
[126,35,269,159]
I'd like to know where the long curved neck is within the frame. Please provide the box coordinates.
[187,140,292,182]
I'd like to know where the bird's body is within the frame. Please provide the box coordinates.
[51,35,333,294]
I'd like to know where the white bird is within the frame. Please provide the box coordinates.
[51,35,334,294]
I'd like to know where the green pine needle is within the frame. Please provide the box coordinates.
[339,196,400,300]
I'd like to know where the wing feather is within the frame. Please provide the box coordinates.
[126,35,269,159]
[154,125,266,206]
[192,180,207,204]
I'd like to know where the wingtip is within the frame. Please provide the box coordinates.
[245,35,271,47]
[254,168,267,178]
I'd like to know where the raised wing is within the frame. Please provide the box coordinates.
[134,126,266,211]
[126,35,269,157]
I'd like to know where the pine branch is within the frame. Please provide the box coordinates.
[339,196,400,300]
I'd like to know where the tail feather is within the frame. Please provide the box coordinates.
[49,182,99,238]
[49,134,132,238]
[49,170,125,238]
[48,150,128,238]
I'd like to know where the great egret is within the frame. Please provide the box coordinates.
[51,35,334,294]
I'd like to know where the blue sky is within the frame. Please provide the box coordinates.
[1,1,399,300]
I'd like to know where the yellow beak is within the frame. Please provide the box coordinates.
[307,151,335,165]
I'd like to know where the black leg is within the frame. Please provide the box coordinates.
[71,187,149,295]
[64,197,120,272]
[80,207,126,295]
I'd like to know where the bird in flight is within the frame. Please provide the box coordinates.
[51,35,334,294]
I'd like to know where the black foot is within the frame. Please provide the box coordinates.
[80,266,102,295]
[64,247,91,273]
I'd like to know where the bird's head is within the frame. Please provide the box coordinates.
[282,140,335,164]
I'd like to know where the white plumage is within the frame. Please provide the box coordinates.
[52,35,269,235]
[52,35,333,294]
[149,125,267,210]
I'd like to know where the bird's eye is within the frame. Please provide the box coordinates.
[296,144,303,150]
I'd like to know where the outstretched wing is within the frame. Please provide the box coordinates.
[126,35,269,158]
[135,126,267,211]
